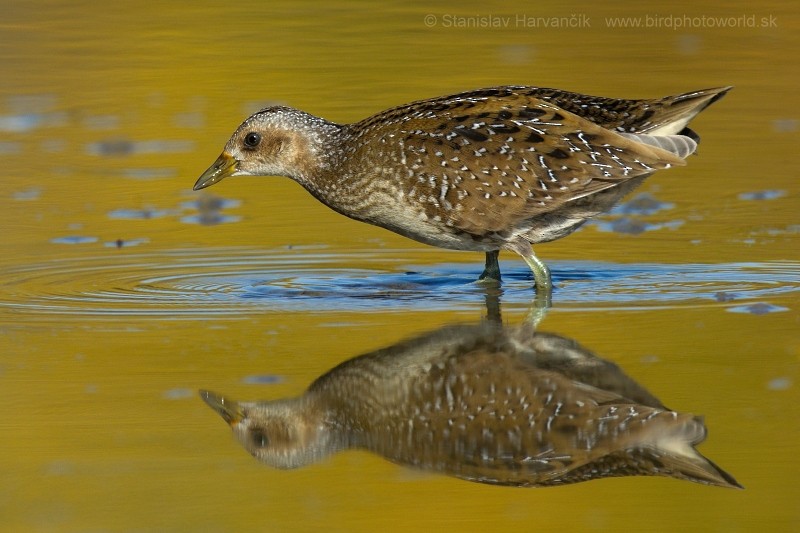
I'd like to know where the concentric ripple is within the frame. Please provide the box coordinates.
[0,247,797,320]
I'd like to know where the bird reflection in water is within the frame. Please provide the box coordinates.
[201,323,740,488]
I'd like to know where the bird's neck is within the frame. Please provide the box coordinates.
[286,123,383,222]
[287,116,346,185]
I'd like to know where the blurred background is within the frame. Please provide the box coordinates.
[1,1,797,531]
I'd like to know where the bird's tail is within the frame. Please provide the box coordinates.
[640,413,742,488]
[642,86,733,140]
[618,132,698,159]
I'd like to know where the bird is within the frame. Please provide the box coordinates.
[194,85,731,298]
[200,323,741,488]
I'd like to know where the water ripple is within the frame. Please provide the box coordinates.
[0,247,796,320]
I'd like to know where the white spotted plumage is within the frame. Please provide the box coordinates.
[195,85,731,286]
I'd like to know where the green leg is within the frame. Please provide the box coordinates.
[522,252,552,293]
[506,239,553,307]
[526,251,552,309]
[524,305,549,329]
[477,250,502,284]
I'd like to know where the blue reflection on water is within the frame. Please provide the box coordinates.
[1,248,797,318]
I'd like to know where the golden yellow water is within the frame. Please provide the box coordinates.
[1,1,798,531]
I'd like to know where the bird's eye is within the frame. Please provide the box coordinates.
[251,430,268,448]
[243,132,261,148]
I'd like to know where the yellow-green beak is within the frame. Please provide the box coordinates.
[200,390,244,425]
[193,153,238,190]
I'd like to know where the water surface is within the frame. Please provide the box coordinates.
[1,1,797,531]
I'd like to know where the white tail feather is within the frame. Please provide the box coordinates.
[618,132,698,159]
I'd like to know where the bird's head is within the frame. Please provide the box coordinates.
[193,106,340,191]
[200,390,336,469]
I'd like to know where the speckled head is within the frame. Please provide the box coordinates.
[193,106,341,190]
[200,390,337,469]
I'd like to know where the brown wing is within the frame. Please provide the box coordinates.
[517,85,731,134]
[355,89,688,235]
